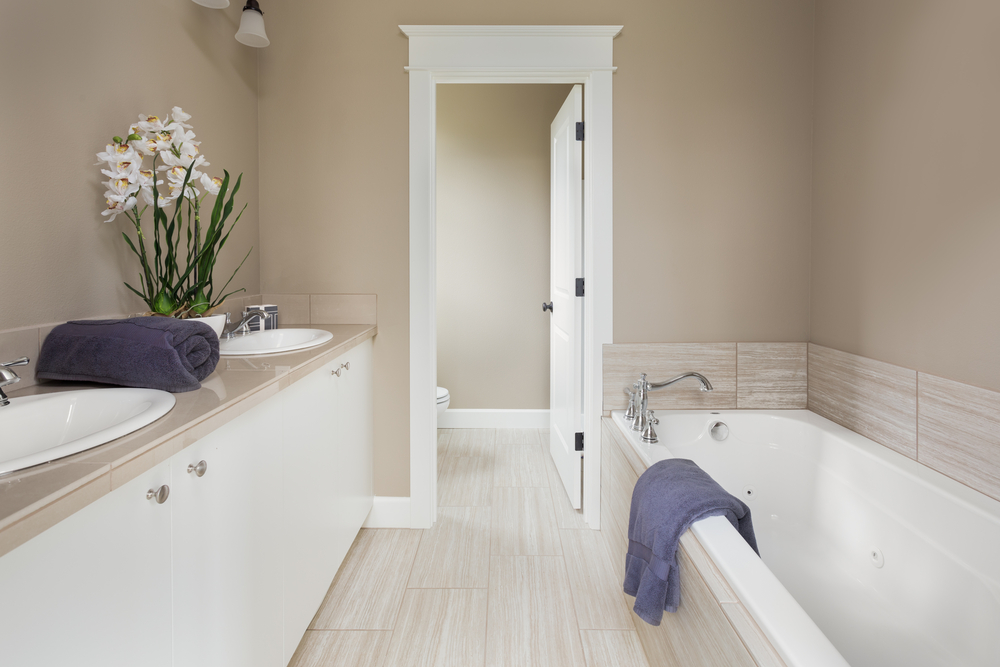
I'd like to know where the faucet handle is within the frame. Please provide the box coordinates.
[641,410,659,443]
[1,357,29,368]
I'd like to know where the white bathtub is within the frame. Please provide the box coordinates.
[610,410,1000,667]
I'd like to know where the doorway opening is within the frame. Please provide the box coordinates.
[404,25,620,530]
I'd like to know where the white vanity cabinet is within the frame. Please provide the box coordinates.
[0,461,174,667]
[171,393,285,667]
[281,340,374,661]
[0,337,374,667]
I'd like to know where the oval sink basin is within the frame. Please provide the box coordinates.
[218,328,335,356]
[0,388,176,476]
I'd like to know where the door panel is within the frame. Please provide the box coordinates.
[549,84,584,509]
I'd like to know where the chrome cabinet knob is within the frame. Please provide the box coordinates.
[187,460,208,477]
[342,362,350,371]
[332,367,343,377]
[146,485,170,504]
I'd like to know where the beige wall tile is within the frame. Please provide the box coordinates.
[490,488,561,556]
[721,603,787,667]
[288,630,391,667]
[807,344,917,459]
[580,631,651,667]
[310,294,377,325]
[311,528,421,630]
[382,589,488,667]
[560,529,634,630]
[603,343,737,412]
[408,506,491,589]
[486,556,585,667]
[679,533,736,604]
[259,293,310,325]
[0,327,40,391]
[736,342,807,409]
[630,545,756,667]
[918,373,1000,502]
[493,445,548,488]
[439,457,494,507]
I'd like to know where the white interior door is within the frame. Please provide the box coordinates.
[548,84,584,509]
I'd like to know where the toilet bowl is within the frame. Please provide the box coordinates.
[436,386,450,417]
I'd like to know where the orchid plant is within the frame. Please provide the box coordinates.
[96,107,250,317]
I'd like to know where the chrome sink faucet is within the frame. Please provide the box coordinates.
[625,372,714,433]
[0,357,29,407]
[222,309,269,339]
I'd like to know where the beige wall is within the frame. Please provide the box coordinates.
[811,0,1000,393]
[0,0,260,332]
[436,85,571,410]
[258,1,816,495]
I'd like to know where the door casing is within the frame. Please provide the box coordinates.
[403,25,621,529]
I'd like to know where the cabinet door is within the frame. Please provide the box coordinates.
[171,397,284,667]
[336,339,374,536]
[281,359,341,660]
[0,461,173,667]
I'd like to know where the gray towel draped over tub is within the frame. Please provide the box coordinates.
[36,317,220,393]
[624,458,758,626]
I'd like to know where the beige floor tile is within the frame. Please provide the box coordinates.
[545,451,588,529]
[288,630,392,667]
[438,457,494,507]
[442,429,495,457]
[382,589,488,667]
[580,630,650,667]
[438,429,454,457]
[311,529,422,630]
[490,488,562,556]
[492,445,549,487]
[494,428,542,445]
[560,529,634,629]
[408,507,491,588]
[486,556,586,667]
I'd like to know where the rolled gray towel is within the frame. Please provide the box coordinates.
[624,458,758,626]
[36,317,220,393]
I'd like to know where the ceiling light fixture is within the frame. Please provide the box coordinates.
[235,0,270,48]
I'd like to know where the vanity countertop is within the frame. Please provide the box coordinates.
[0,324,377,558]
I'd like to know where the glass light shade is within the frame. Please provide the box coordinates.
[192,0,230,8]
[235,9,270,48]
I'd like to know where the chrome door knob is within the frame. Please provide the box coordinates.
[542,302,554,313]
[146,485,170,504]
[187,460,208,477]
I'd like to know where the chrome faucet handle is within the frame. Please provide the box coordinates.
[641,410,659,443]
[0,357,29,368]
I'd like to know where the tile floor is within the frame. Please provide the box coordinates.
[288,428,651,667]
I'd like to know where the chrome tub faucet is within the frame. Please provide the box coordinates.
[625,372,713,434]
[0,357,29,407]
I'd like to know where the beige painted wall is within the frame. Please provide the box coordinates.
[436,85,571,410]
[0,0,260,332]
[811,0,1000,392]
[258,1,816,495]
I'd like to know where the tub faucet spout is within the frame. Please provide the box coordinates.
[627,372,714,433]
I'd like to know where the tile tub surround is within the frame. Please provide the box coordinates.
[603,342,808,413]
[807,343,1000,503]
[0,324,377,559]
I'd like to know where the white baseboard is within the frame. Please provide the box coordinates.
[438,409,550,429]
[363,496,411,528]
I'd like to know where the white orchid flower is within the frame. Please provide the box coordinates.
[200,173,223,196]
[137,169,160,206]
[95,141,138,165]
[153,131,175,153]
[101,177,140,221]
[137,114,168,134]
[171,107,193,128]
[101,158,142,182]
[166,165,202,201]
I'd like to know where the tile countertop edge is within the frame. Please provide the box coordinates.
[0,324,377,558]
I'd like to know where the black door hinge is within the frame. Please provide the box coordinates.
[575,432,584,451]
[575,122,584,141]
[575,278,585,297]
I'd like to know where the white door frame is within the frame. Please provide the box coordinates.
[403,25,620,529]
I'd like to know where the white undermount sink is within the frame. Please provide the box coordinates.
[0,388,176,476]
[218,328,335,356]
